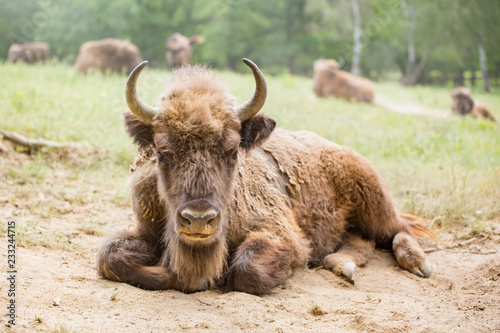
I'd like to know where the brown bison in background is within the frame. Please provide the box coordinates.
[7,42,49,64]
[96,58,431,295]
[450,87,496,122]
[75,38,142,75]
[313,59,374,103]
[165,33,204,69]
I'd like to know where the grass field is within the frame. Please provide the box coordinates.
[1,61,499,238]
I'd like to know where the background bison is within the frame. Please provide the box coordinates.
[450,87,496,122]
[97,59,431,295]
[7,42,49,64]
[165,33,204,69]
[313,59,374,103]
[75,38,142,75]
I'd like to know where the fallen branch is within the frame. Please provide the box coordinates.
[1,130,95,154]
[457,237,478,246]
[423,245,497,255]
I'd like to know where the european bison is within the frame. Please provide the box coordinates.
[7,42,49,64]
[450,87,496,122]
[165,33,204,69]
[313,59,374,103]
[97,59,431,295]
[75,38,142,75]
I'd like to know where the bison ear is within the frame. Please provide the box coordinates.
[240,114,276,150]
[123,111,154,148]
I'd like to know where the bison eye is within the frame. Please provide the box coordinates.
[226,147,238,165]
[157,151,167,164]
[231,150,238,162]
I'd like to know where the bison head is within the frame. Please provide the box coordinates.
[7,44,23,63]
[450,87,474,115]
[165,33,204,68]
[124,59,275,249]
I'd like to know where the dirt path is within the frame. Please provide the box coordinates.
[375,95,449,118]
[0,155,499,332]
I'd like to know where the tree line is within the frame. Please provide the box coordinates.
[2,0,499,90]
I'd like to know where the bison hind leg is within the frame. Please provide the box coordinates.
[323,233,375,284]
[97,230,173,290]
[393,232,431,278]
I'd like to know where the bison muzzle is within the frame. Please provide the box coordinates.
[97,59,431,295]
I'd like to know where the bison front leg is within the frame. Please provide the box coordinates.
[224,232,308,295]
[323,233,375,284]
[97,230,176,290]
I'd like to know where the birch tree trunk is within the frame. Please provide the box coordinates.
[401,0,416,75]
[477,31,490,92]
[350,0,362,76]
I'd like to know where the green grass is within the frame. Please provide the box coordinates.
[1,62,499,236]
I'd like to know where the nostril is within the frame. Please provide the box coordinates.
[206,216,217,226]
[178,212,192,227]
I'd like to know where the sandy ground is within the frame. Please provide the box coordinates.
[0,157,499,333]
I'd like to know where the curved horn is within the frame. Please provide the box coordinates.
[235,58,267,123]
[125,61,159,124]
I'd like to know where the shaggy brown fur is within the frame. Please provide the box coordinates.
[7,42,49,64]
[450,87,496,122]
[75,38,142,75]
[313,59,374,103]
[165,33,204,69]
[97,63,431,295]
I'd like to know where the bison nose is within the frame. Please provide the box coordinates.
[177,199,221,237]
[177,201,220,233]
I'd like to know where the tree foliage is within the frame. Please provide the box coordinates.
[1,0,499,88]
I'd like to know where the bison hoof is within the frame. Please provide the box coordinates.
[410,259,432,278]
[393,233,432,279]
[323,254,357,284]
[342,261,356,284]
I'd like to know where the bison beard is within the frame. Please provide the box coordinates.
[97,59,431,295]
[163,232,228,291]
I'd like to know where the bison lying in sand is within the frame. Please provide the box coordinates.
[450,87,496,122]
[97,59,431,295]
[7,42,49,64]
[165,33,204,69]
[313,59,374,103]
[75,38,142,75]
